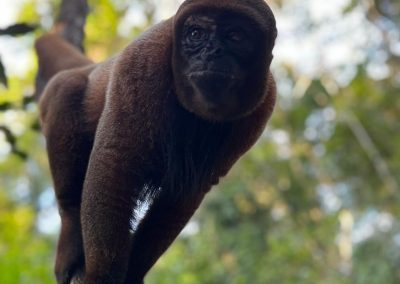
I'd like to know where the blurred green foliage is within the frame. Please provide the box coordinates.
[0,191,53,283]
[0,0,399,283]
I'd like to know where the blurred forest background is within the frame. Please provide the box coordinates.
[0,0,399,283]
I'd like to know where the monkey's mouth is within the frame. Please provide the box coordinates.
[188,71,237,103]
[186,71,242,119]
[189,70,236,81]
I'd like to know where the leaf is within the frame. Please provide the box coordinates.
[22,96,35,108]
[0,59,7,88]
[0,126,16,146]
[0,126,28,160]
[0,23,36,36]
[0,102,12,111]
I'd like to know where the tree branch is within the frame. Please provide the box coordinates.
[57,0,89,52]
[341,111,399,195]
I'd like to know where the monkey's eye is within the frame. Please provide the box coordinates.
[188,27,208,42]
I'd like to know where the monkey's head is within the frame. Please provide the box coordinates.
[172,0,277,122]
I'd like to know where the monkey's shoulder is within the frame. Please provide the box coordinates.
[114,19,174,72]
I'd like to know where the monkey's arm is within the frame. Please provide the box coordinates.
[125,190,208,283]
[80,22,173,284]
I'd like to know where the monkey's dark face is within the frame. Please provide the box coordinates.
[173,10,273,121]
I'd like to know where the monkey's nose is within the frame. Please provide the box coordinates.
[201,42,223,60]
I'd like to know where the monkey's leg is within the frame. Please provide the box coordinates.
[124,190,208,284]
[35,34,92,98]
[40,71,92,284]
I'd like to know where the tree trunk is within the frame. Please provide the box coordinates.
[57,0,89,52]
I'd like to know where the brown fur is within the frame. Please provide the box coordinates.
[36,0,277,283]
